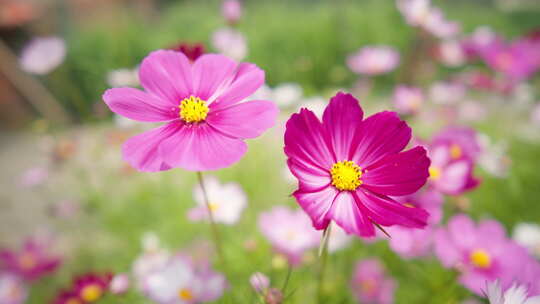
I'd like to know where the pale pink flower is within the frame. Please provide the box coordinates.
[347,46,400,76]
[0,273,26,304]
[110,273,130,295]
[18,166,48,188]
[19,36,66,75]
[350,259,396,304]
[221,0,242,25]
[249,272,270,294]
[438,39,466,67]
[392,85,424,115]
[211,28,248,61]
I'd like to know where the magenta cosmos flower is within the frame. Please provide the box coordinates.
[434,214,537,295]
[347,46,400,76]
[284,92,430,238]
[103,50,278,172]
[0,238,60,281]
[350,259,396,304]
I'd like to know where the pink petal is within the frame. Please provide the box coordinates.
[434,228,461,268]
[327,191,374,237]
[293,186,337,230]
[322,92,364,160]
[103,88,176,122]
[122,123,179,172]
[158,123,247,171]
[351,111,411,167]
[436,160,472,194]
[138,50,193,104]
[355,189,428,229]
[361,146,430,196]
[284,109,335,172]
[477,220,506,240]
[211,63,266,109]
[288,158,331,192]
[192,54,237,101]
[448,214,477,250]
[207,100,278,139]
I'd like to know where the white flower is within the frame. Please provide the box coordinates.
[486,280,540,304]
[107,67,139,87]
[19,36,66,75]
[211,28,247,61]
[189,176,247,225]
[272,83,303,108]
[513,223,540,258]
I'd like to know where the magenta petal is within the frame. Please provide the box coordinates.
[192,54,237,101]
[361,146,430,196]
[355,189,428,228]
[139,50,193,104]
[327,191,374,237]
[103,88,176,122]
[284,109,335,171]
[212,63,265,109]
[322,92,364,160]
[293,186,337,230]
[159,123,247,171]
[207,100,278,139]
[351,111,411,166]
[122,123,179,172]
[288,158,331,192]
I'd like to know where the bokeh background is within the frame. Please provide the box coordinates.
[1,0,540,303]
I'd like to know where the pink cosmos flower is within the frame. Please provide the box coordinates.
[392,85,424,115]
[0,273,26,304]
[73,273,112,303]
[170,42,205,62]
[285,92,430,238]
[486,280,540,304]
[19,36,66,75]
[109,273,130,295]
[347,46,400,76]
[103,50,278,172]
[397,0,460,38]
[143,254,227,304]
[18,166,48,188]
[211,28,248,62]
[432,127,482,161]
[258,206,320,265]
[437,39,466,67]
[221,0,242,25]
[462,26,500,59]
[350,259,396,304]
[429,81,466,105]
[0,238,60,281]
[481,39,540,82]
[188,175,247,225]
[249,272,270,294]
[434,214,534,295]
[423,8,460,39]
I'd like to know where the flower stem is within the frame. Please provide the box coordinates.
[196,172,226,267]
[316,225,331,304]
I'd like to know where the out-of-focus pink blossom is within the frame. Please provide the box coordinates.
[350,259,396,304]
[249,272,270,294]
[392,85,424,115]
[211,28,247,61]
[188,176,247,225]
[50,199,80,219]
[258,206,320,266]
[531,103,540,126]
[397,0,460,38]
[0,273,26,304]
[481,39,540,82]
[110,273,130,295]
[18,166,48,188]
[429,81,466,104]
[437,40,466,67]
[221,0,242,25]
[423,8,460,39]
[347,46,400,76]
[462,26,500,59]
[0,238,61,281]
[19,37,66,75]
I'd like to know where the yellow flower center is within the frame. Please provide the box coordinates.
[429,166,442,180]
[179,96,209,123]
[208,202,219,212]
[330,161,362,191]
[18,253,36,270]
[81,284,103,302]
[178,288,194,301]
[470,249,491,269]
[450,144,462,159]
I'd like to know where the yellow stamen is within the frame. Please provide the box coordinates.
[450,144,462,159]
[208,202,219,212]
[18,253,36,270]
[429,166,441,180]
[81,284,103,302]
[179,96,209,123]
[330,161,362,191]
[404,203,415,208]
[470,249,491,269]
[178,288,194,301]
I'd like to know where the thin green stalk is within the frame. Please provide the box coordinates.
[316,225,331,304]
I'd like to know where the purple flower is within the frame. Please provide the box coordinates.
[434,214,538,295]
[347,46,400,76]
[258,206,320,266]
[350,259,396,304]
[0,238,60,281]
[19,36,66,75]
[392,85,424,115]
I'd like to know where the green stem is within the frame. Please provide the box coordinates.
[316,225,331,304]
[196,172,226,267]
